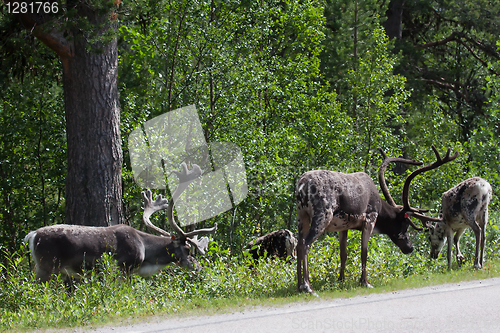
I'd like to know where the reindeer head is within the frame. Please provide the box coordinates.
[169,237,202,270]
[377,145,458,254]
[427,220,447,259]
[141,162,217,271]
[381,210,416,254]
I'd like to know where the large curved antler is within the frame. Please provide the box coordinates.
[142,190,170,236]
[395,145,459,227]
[377,147,423,207]
[402,145,459,214]
[167,162,217,254]
[141,162,217,253]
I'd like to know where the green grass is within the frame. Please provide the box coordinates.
[2,216,500,332]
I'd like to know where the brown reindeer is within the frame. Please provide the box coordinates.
[427,177,492,269]
[296,146,458,295]
[24,163,217,282]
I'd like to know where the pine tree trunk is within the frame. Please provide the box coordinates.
[61,35,123,226]
[15,3,125,227]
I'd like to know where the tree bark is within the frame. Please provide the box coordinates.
[383,0,405,39]
[15,1,123,226]
[62,35,123,227]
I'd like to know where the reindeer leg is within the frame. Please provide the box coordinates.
[479,208,488,268]
[469,219,482,269]
[454,229,466,267]
[296,215,305,292]
[297,215,315,295]
[34,265,51,283]
[360,213,376,288]
[297,238,316,295]
[480,226,486,268]
[338,230,348,283]
[446,228,454,270]
[303,244,317,296]
[296,237,304,291]
[298,211,324,296]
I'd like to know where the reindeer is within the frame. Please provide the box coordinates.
[24,163,217,282]
[245,229,297,260]
[296,146,458,295]
[427,177,492,270]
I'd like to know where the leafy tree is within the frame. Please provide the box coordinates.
[2,0,500,255]
[322,1,410,171]
[383,0,500,209]
[344,24,410,171]
[395,0,500,142]
[119,0,340,251]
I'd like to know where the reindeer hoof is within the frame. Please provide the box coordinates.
[474,263,482,270]
[299,283,318,297]
[360,280,373,288]
[457,255,465,266]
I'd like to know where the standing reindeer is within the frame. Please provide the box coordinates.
[24,163,217,282]
[427,177,492,269]
[296,146,458,295]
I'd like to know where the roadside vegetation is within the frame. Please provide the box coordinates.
[2,1,500,331]
[2,211,500,331]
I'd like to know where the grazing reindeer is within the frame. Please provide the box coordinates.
[296,146,458,294]
[246,229,297,260]
[24,163,217,282]
[427,177,492,269]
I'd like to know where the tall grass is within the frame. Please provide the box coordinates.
[2,213,500,331]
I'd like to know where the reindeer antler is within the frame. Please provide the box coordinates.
[141,189,171,236]
[378,147,442,231]
[377,147,422,207]
[396,145,459,226]
[167,162,217,254]
[402,145,459,213]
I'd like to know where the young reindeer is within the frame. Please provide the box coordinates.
[245,229,297,260]
[24,163,217,282]
[427,177,492,269]
[296,145,458,295]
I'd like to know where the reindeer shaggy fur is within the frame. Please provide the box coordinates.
[246,229,297,260]
[428,177,492,269]
[24,163,216,282]
[296,146,458,295]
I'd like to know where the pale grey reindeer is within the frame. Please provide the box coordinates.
[24,163,217,282]
[296,145,458,295]
[427,177,492,269]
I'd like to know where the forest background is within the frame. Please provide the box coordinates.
[1,0,500,259]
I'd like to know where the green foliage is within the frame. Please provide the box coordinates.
[3,212,500,330]
[118,0,342,250]
[0,58,66,251]
[344,23,410,171]
[2,0,500,254]
[2,5,500,329]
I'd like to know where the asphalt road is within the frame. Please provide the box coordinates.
[82,277,500,333]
